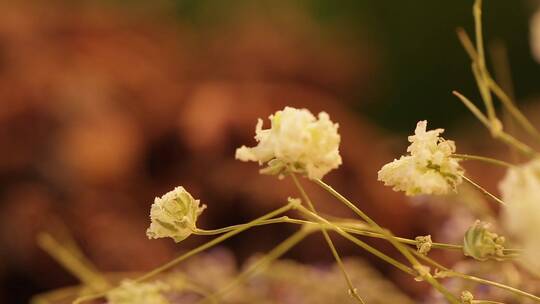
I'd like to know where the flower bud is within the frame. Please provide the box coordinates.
[146,186,206,243]
[463,220,505,261]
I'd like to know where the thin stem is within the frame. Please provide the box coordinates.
[194,216,306,235]
[456,27,478,60]
[453,91,491,128]
[412,248,540,303]
[452,91,537,157]
[295,204,415,276]
[314,179,460,303]
[447,271,540,303]
[342,228,462,250]
[73,202,296,304]
[487,78,540,141]
[460,174,507,206]
[31,286,83,304]
[457,26,540,142]
[473,0,497,128]
[199,228,312,304]
[290,172,365,303]
[497,132,539,158]
[37,233,109,292]
[452,153,515,168]
[314,179,425,264]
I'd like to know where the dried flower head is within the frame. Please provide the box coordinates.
[106,280,169,304]
[415,235,433,255]
[235,106,342,180]
[463,220,505,261]
[460,291,474,304]
[146,186,206,243]
[499,159,540,273]
[378,120,463,195]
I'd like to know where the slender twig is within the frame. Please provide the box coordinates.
[452,91,538,157]
[457,26,540,141]
[37,233,109,291]
[452,153,515,168]
[194,216,306,235]
[313,179,460,303]
[290,172,365,303]
[449,271,540,302]
[295,204,415,276]
[460,174,507,206]
[453,91,491,128]
[473,0,497,127]
[72,202,296,304]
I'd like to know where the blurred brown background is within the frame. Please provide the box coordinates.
[1,0,539,303]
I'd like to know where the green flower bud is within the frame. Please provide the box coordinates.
[463,220,505,261]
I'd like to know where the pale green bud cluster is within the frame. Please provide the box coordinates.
[463,220,505,261]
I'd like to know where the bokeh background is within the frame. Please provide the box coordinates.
[1,0,540,303]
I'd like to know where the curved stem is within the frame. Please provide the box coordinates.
[72,202,296,304]
[452,154,515,168]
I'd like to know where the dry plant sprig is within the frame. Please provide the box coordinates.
[34,1,540,303]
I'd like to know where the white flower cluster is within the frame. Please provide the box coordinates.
[499,159,540,273]
[106,280,169,304]
[146,186,206,243]
[235,106,342,180]
[378,120,464,196]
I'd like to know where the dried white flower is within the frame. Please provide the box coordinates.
[378,120,463,196]
[106,280,169,304]
[499,159,540,272]
[235,106,342,180]
[146,186,206,243]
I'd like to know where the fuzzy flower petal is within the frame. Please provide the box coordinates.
[236,107,342,180]
[378,120,463,196]
[146,186,206,243]
[499,159,540,272]
[106,280,169,304]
